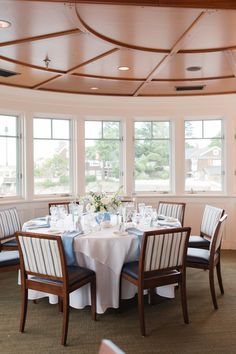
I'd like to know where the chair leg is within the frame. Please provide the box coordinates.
[149,288,156,305]
[179,277,189,324]
[90,277,97,321]
[138,287,146,336]
[216,259,224,294]
[20,285,28,333]
[209,268,218,310]
[58,296,63,313]
[61,295,69,346]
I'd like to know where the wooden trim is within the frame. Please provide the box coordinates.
[18,1,236,10]
[133,11,207,96]
[0,29,81,48]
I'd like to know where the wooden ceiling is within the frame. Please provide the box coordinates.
[1,0,236,96]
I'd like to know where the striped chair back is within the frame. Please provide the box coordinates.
[200,205,224,241]
[142,227,191,273]
[0,208,21,240]
[17,232,63,279]
[157,202,186,225]
[210,214,227,252]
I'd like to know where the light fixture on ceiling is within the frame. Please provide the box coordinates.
[118,66,130,71]
[186,66,202,72]
[43,55,51,69]
[0,20,11,28]
[90,87,99,90]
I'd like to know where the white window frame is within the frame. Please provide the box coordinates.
[184,117,225,194]
[84,119,123,194]
[33,116,74,198]
[0,113,24,200]
[133,119,173,195]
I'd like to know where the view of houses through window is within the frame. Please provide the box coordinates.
[185,119,223,192]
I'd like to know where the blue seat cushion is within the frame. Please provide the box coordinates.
[122,261,139,279]
[31,266,95,286]
[0,251,19,267]
[187,247,210,265]
[2,238,18,247]
[188,235,210,249]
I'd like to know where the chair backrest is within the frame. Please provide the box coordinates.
[200,205,224,241]
[99,339,125,354]
[48,201,79,214]
[210,214,228,253]
[157,201,186,225]
[16,231,66,281]
[0,208,21,241]
[141,227,191,273]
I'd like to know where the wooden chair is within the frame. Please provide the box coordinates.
[186,214,227,309]
[0,207,21,251]
[157,201,186,226]
[16,231,96,346]
[120,227,191,336]
[0,249,19,272]
[188,205,224,249]
[48,201,80,214]
[99,339,125,354]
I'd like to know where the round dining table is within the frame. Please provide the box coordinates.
[22,219,179,314]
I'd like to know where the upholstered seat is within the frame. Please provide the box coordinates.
[120,227,191,336]
[0,251,19,269]
[186,214,227,309]
[188,235,210,249]
[187,248,210,265]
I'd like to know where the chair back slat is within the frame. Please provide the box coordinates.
[143,228,190,272]
[18,235,63,277]
[201,205,224,240]
[0,208,21,240]
[210,214,227,252]
[157,202,185,225]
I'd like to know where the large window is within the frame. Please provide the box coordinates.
[85,120,122,192]
[33,118,72,195]
[185,119,224,192]
[0,114,22,197]
[134,121,171,192]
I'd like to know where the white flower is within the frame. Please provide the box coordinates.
[101,196,110,205]
[86,203,96,213]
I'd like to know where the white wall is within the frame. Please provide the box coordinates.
[0,85,235,249]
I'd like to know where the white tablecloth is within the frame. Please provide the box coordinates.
[22,223,177,314]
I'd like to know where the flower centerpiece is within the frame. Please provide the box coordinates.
[85,190,122,213]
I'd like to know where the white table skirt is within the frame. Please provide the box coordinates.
[21,224,176,314]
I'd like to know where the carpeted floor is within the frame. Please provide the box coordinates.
[0,250,236,354]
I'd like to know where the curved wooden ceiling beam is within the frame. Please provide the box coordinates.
[20,1,236,10]
[32,48,119,89]
[0,54,66,74]
[133,11,207,96]
[72,72,234,82]
[0,28,81,48]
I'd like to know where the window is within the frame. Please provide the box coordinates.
[33,118,72,195]
[0,114,22,197]
[134,121,171,192]
[185,119,224,192]
[85,120,122,192]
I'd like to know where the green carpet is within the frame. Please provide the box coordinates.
[0,251,235,354]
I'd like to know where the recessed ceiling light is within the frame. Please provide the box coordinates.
[90,87,98,90]
[0,20,11,28]
[186,66,202,72]
[118,66,130,71]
